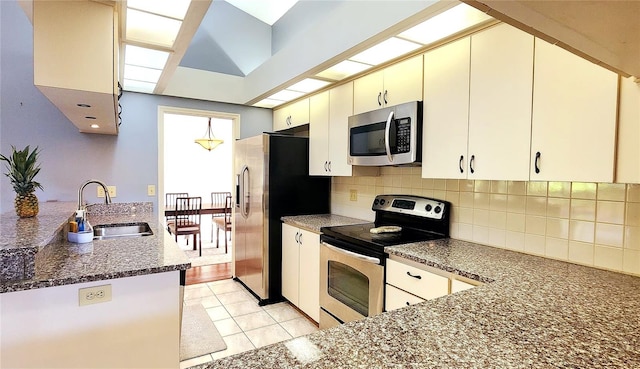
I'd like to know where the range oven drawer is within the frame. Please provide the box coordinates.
[386,259,449,300]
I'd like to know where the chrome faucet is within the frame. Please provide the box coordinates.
[78,179,112,210]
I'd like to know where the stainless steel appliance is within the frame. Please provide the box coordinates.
[319,194,450,329]
[347,101,422,166]
[234,133,330,305]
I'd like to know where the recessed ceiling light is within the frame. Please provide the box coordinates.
[90,124,100,129]
[349,37,422,66]
[126,9,182,48]
[287,78,331,93]
[399,4,493,46]
[127,0,191,20]
[316,60,373,81]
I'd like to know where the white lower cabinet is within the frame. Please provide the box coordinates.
[281,223,320,322]
[385,258,480,311]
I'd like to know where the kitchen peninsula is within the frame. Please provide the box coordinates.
[0,202,190,368]
[194,216,640,368]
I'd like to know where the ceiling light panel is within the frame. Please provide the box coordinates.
[316,60,373,81]
[124,65,163,83]
[399,4,494,46]
[287,78,331,93]
[350,37,423,66]
[126,9,182,47]
[269,90,305,102]
[253,98,285,109]
[125,45,170,69]
[127,0,191,20]
[123,79,156,93]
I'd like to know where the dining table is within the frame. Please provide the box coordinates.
[164,203,229,217]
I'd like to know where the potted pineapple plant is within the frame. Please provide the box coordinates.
[0,145,44,218]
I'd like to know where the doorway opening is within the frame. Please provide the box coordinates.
[158,106,239,273]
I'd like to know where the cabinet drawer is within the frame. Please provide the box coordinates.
[385,284,425,311]
[386,259,449,300]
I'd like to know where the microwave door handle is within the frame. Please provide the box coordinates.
[384,110,394,163]
[322,242,381,264]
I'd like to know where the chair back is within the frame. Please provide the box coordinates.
[223,195,232,227]
[166,192,188,209]
[174,196,202,227]
[211,192,232,217]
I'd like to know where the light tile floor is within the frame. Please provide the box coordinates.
[179,278,319,369]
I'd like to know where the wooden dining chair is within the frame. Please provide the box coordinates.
[213,195,232,253]
[167,196,203,256]
[211,191,232,241]
[165,192,188,233]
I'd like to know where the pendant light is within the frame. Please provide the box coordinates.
[195,117,224,151]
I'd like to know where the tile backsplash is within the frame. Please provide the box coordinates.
[330,166,640,277]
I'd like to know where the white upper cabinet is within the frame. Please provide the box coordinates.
[616,77,640,183]
[467,23,534,180]
[273,98,310,131]
[530,38,618,182]
[309,83,354,176]
[422,37,471,179]
[33,1,119,135]
[353,55,423,114]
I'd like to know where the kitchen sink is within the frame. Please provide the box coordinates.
[93,222,153,240]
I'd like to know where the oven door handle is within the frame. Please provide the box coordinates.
[384,110,394,163]
[322,242,381,264]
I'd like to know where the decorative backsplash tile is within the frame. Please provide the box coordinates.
[331,166,640,277]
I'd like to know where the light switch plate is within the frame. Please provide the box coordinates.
[97,186,105,198]
[107,186,116,198]
[79,284,112,306]
[350,190,358,201]
[147,185,156,196]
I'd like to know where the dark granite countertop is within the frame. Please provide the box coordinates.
[281,214,369,233]
[1,202,190,293]
[195,216,640,368]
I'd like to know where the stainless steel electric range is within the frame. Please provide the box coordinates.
[319,194,450,329]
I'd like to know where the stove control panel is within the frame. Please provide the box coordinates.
[372,195,448,220]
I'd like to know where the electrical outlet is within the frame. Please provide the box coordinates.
[147,185,156,196]
[107,186,117,198]
[79,284,112,306]
[97,186,105,198]
[350,190,358,201]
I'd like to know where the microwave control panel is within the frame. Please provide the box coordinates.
[395,117,411,154]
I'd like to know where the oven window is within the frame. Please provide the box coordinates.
[327,261,369,316]
[350,122,397,156]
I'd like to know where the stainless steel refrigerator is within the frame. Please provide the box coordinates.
[234,133,330,305]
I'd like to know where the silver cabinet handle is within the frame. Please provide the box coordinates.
[322,242,380,264]
[384,110,394,163]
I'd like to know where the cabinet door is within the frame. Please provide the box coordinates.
[468,24,533,180]
[531,38,618,182]
[297,229,320,322]
[273,108,290,132]
[385,284,425,311]
[289,98,310,128]
[383,55,423,108]
[309,91,330,176]
[616,76,640,183]
[328,82,354,176]
[353,70,384,114]
[281,224,300,305]
[451,279,475,293]
[422,37,471,179]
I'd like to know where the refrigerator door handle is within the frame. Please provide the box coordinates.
[241,165,250,219]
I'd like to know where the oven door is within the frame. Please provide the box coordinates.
[319,242,384,329]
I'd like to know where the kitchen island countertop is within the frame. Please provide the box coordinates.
[195,216,640,368]
[1,202,189,293]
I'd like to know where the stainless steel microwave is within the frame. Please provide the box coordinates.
[347,101,422,166]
